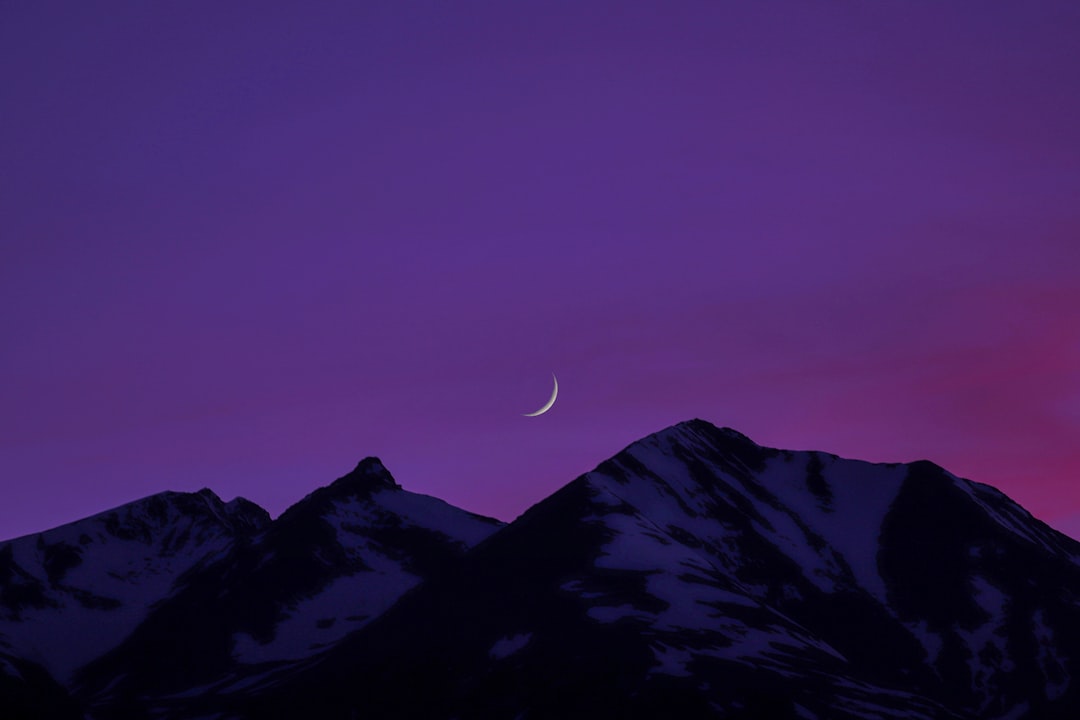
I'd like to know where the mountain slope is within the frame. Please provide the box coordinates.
[74,458,504,717]
[230,420,1080,720]
[0,651,82,720]
[0,487,269,688]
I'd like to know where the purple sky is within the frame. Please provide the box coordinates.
[3,1,1080,542]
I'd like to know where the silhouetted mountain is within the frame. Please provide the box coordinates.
[72,457,503,718]
[231,421,1080,719]
[0,487,270,689]
[3,421,1079,719]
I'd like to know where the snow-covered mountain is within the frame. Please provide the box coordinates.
[0,487,269,687]
[72,457,503,715]
[230,420,1080,720]
[3,420,1079,719]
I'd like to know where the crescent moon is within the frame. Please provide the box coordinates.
[522,373,558,417]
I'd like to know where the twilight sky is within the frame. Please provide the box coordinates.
[3,1,1079,542]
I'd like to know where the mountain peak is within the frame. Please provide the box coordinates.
[143,488,270,534]
[271,457,403,530]
[331,457,400,493]
[0,488,270,545]
[669,418,755,442]
[635,418,771,467]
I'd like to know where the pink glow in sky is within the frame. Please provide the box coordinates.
[3,1,1080,541]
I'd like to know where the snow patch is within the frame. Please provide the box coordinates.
[753,454,906,600]
[489,633,532,660]
[905,620,944,666]
[1032,608,1069,700]
[232,554,419,663]
[586,604,653,624]
[955,576,1014,710]
[371,489,500,546]
[649,642,693,677]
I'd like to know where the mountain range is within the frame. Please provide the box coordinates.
[2,419,1078,719]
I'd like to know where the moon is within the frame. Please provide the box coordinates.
[522,373,558,417]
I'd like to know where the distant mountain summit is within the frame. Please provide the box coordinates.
[3,421,1079,719]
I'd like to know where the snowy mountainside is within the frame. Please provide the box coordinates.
[73,457,504,711]
[232,420,1080,720]
[572,420,1080,717]
[0,488,269,685]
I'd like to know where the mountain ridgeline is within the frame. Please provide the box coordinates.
[1,420,1078,719]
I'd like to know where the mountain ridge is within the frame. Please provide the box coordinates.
[231,419,1080,719]
[2,419,1078,719]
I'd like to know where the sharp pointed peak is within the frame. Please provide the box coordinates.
[269,457,405,528]
[331,457,400,492]
[194,487,223,502]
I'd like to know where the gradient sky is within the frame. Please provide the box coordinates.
[3,1,1079,542]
